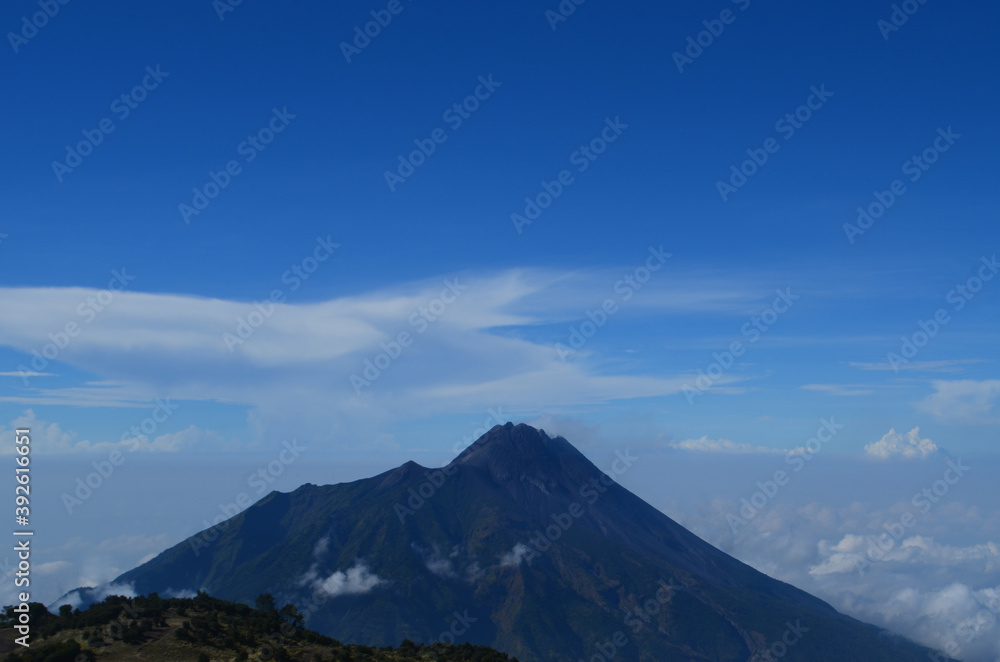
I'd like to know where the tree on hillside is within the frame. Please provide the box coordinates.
[254,593,277,615]
[279,603,304,629]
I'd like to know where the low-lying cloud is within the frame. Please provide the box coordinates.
[865,427,940,460]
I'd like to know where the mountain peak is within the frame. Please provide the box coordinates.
[449,423,574,469]
[446,423,599,504]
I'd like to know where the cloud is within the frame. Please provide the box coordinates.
[656,465,1000,662]
[36,561,73,576]
[0,410,79,453]
[306,561,385,598]
[919,380,1000,424]
[53,582,138,610]
[138,425,229,452]
[806,535,1000,577]
[91,582,137,600]
[849,359,986,373]
[499,543,533,567]
[296,540,385,598]
[800,383,884,397]
[312,536,330,558]
[0,272,770,450]
[665,494,1000,661]
[666,436,786,455]
[864,427,939,460]
[412,543,459,578]
[0,410,226,454]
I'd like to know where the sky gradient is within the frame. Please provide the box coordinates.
[1,0,998,659]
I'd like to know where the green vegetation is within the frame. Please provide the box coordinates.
[0,592,517,662]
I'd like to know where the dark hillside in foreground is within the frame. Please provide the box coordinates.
[2,592,515,661]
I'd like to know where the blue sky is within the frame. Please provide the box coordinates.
[2,0,999,658]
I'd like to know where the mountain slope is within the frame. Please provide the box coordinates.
[68,423,954,661]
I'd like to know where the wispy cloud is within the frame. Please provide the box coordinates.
[0,371,55,378]
[0,410,226,454]
[801,383,885,397]
[918,380,1000,424]
[499,543,533,567]
[0,271,775,449]
[666,436,786,455]
[850,359,986,373]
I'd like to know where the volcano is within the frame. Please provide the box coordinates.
[63,423,954,661]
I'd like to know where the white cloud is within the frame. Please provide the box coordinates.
[53,582,138,610]
[919,380,1000,424]
[659,483,1000,662]
[800,383,882,397]
[412,543,460,578]
[666,436,786,455]
[0,410,226,454]
[307,561,385,598]
[864,427,939,459]
[0,371,55,377]
[499,543,533,567]
[0,410,79,453]
[849,359,985,373]
[807,535,1000,577]
[0,272,764,451]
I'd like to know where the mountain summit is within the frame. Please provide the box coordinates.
[70,424,954,661]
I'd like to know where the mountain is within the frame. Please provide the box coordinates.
[59,423,955,661]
